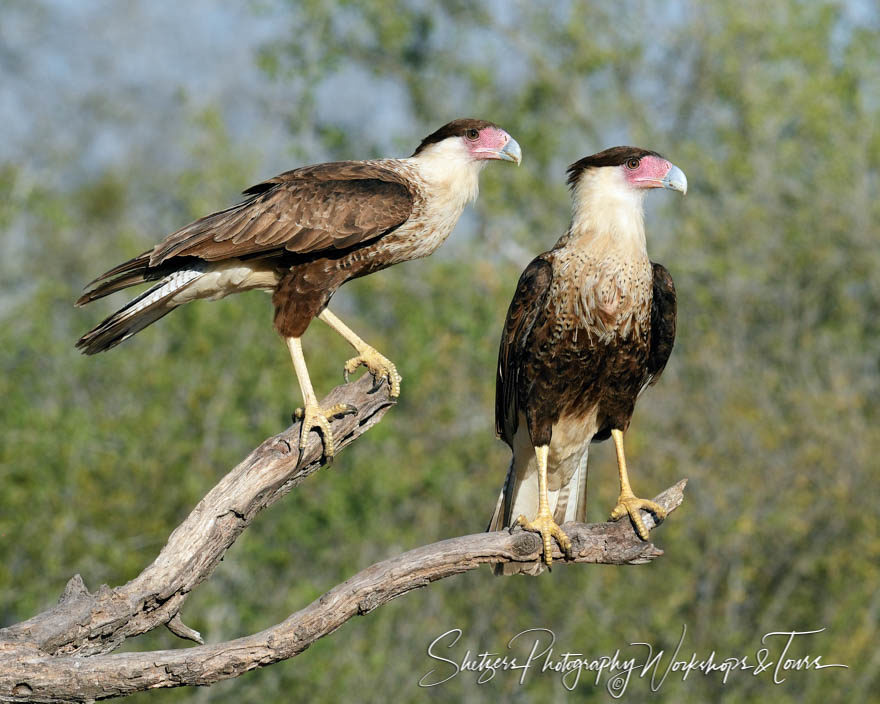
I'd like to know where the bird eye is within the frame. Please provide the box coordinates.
[625,158,640,170]
[465,128,480,140]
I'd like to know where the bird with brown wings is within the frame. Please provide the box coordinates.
[76,119,521,457]
[489,147,686,574]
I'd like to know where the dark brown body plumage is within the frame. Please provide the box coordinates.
[76,118,518,354]
[496,251,676,450]
[76,160,426,351]
[76,118,522,460]
[491,237,676,532]
[489,146,684,576]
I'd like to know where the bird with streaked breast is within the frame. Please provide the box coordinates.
[489,147,686,575]
[76,119,522,458]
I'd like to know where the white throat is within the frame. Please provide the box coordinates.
[407,139,483,211]
[569,167,647,258]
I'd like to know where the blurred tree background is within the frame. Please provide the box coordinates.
[1,0,878,701]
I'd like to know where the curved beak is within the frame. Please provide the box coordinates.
[494,136,522,165]
[661,164,687,194]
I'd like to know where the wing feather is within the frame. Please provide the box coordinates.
[495,256,554,446]
[148,161,415,266]
[643,262,677,390]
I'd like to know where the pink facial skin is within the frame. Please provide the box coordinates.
[465,127,522,163]
[623,155,673,189]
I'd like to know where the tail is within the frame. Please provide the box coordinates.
[75,266,204,354]
[75,251,155,306]
[487,446,590,577]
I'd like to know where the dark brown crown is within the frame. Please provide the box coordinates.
[412,118,501,155]
[566,146,662,187]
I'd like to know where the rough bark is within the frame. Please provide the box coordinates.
[0,373,394,659]
[0,374,687,702]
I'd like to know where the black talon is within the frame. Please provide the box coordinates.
[333,403,358,418]
[367,375,385,394]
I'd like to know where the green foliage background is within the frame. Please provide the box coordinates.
[1,1,878,701]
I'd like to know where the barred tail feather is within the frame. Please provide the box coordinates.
[487,457,516,533]
[558,446,589,525]
[75,251,153,306]
[75,269,203,354]
[488,445,589,577]
[489,456,545,577]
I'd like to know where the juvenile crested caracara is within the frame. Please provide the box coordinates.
[77,119,521,457]
[489,147,685,574]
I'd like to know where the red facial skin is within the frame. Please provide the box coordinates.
[623,155,673,189]
[465,127,513,160]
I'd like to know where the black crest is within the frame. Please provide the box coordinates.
[566,146,662,187]
[412,118,501,155]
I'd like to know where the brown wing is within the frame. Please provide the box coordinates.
[147,161,416,266]
[495,256,554,446]
[643,262,677,390]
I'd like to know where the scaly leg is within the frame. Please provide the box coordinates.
[287,337,356,459]
[318,309,402,397]
[516,445,572,567]
[609,429,666,539]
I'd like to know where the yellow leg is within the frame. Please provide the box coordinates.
[515,445,572,567]
[609,429,666,539]
[287,337,355,459]
[318,309,402,397]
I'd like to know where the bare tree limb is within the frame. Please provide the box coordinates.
[0,373,394,658]
[0,372,687,702]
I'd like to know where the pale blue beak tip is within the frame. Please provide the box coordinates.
[662,164,687,194]
[500,137,522,165]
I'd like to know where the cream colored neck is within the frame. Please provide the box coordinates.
[567,168,648,259]
[407,140,483,213]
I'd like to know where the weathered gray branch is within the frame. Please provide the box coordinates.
[0,373,394,659]
[0,372,687,702]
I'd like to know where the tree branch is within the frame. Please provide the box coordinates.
[0,374,687,702]
[0,373,394,658]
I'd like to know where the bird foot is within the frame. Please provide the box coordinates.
[516,511,572,567]
[610,493,666,540]
[292,401,357,460]
[343,347,401,397]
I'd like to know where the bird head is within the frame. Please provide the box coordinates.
[564,147,686,252]
[567,147,687,196]
[411,118,522,165]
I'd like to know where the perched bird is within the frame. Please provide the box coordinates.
[488,147,685,574]
[76,118,521,457]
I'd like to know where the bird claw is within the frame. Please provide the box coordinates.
[515,511,572,567]
[610,494,666,540]
[343,349,401,397]
[368,376,386,394]
[292,402,357,460]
